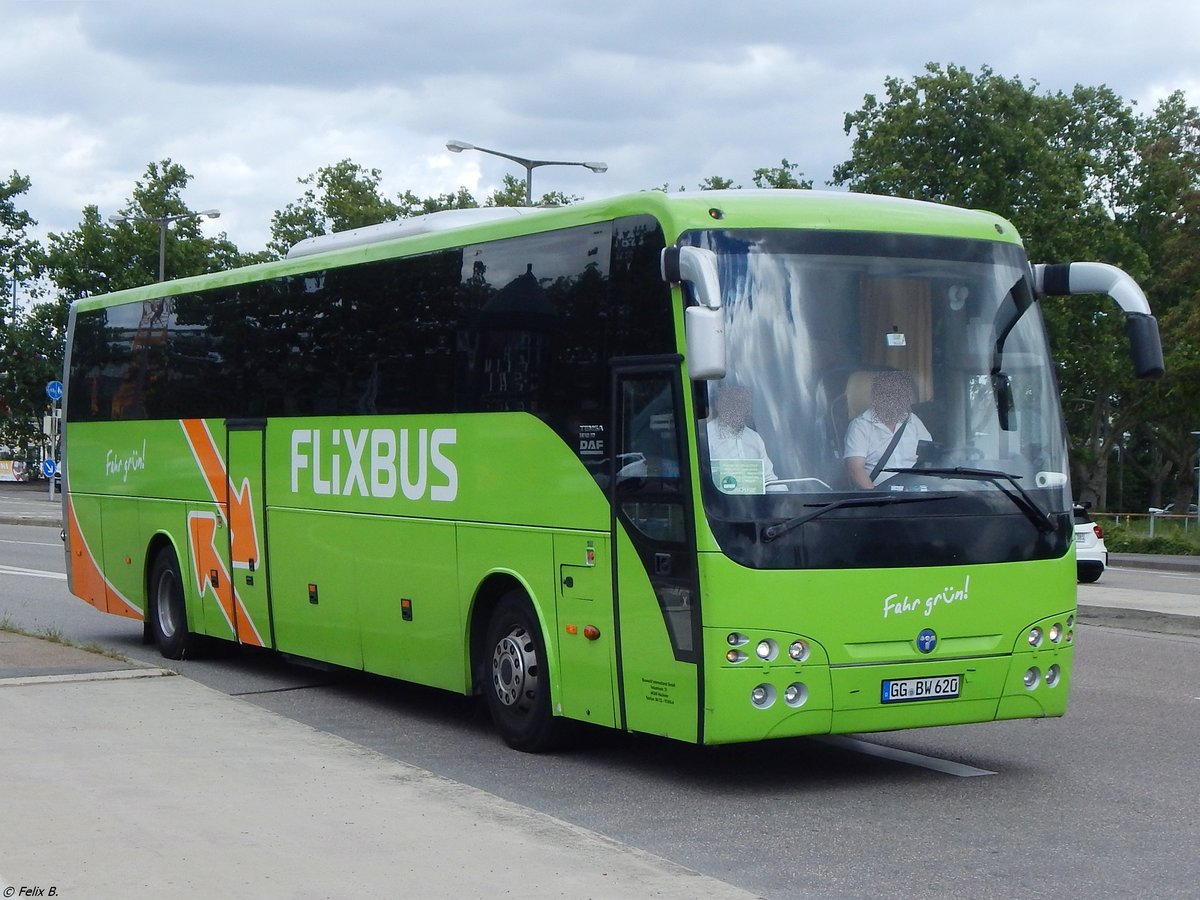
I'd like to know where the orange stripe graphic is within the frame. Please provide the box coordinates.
[180,419,264,646]
[65,495,143,620]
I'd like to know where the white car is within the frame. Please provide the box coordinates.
[1074,505,1108,583]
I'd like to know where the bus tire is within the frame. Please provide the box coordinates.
[484,591,566,752]
[148,549,193,660]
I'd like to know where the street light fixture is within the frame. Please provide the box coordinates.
[446,140,607,206]
[108,208,221,282]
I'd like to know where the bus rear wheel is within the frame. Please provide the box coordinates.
[148,549,194,660]
[484,592,566,752]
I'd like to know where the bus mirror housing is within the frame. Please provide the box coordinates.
[1033,262,1165,380]
[662,246,726,380]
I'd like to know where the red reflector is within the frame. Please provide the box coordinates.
[583,625,601,641]
[1094,525,1104,539]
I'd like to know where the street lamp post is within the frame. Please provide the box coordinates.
[108,208,221,282]
[446,140,607,206]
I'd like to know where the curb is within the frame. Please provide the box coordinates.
[1076,604,1200,637]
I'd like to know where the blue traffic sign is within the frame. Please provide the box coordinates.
[46,380,64,401]
[41,459,58,478]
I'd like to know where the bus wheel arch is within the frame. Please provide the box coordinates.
[472,578,567,752]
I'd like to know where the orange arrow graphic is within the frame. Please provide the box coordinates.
[229,476,259,567]
[181,419,262,569]
[187,510,264,647]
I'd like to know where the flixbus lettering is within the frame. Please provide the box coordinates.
[290,427,457,501]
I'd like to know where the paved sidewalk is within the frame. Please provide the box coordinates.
[0,631,758,900]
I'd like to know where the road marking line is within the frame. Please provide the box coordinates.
[815,735,997,777]
[0,538,60,547]
[0,564,66,581]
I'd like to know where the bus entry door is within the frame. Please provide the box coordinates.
[225,421,273,649]
[554,533,616,728]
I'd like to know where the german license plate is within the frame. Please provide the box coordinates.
[881,675,961,703]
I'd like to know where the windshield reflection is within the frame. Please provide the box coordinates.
[684,228,1072,569]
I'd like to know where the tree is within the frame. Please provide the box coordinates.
[268,160,406,256]
[752,159,814,190]
[0,300,64,452]
[831,63,1198,510]
[0,172,50,450]
[699,176,740,191]
[48,159,244,298]
[1,171,47,320]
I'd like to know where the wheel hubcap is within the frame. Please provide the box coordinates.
[156,570,178,639]
[491,625,538,709]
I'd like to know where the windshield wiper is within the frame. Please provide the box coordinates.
[761,494,949,543]
[883,466,1057,533]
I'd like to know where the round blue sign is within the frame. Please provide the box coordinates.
[41,459,58,478]
[46,380,64,401]
[916,628,938,653]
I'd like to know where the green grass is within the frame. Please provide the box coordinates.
[0,615,132,662]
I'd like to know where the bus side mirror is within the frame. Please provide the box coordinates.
[1033,262,1165,380]
[662,246,726,380]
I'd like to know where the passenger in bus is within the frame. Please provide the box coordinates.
[707,384,778,484]
[843,370,931,489]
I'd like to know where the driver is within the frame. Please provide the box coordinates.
[843,370,931,489]
[707,384,778,484]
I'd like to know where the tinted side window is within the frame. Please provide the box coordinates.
[68,216,675,430]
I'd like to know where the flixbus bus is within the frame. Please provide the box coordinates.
[61,190,1164,751]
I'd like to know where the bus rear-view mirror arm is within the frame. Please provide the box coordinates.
[1032,262,1165,379]
[662,246,726,380]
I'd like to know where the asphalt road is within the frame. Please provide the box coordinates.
[3,521,1199,899]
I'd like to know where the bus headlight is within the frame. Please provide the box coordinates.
[1028,627,1044,648]
[1049,623,1062,643]
[784,682,808,707]
[1023,666,1041,689]
[1045,664,1061,688]
[727,632,748,647]
[755,639,778,661]
[788,640,810,662]
[726,649,747,664]
[750,684,776,708]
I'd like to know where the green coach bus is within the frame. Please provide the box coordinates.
[61,190,1163,751]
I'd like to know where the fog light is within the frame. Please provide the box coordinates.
[1067,615,1075,629]
[727,632,748,647]
[1049,623,1062,643]
[1028,627,1043,648]
[756,639,778,661]
[1023,666,1041,689]
[784,682,808,707]
[750,684,776,708]
[726,649,747,664]
[788,640,810,662]
[1045,664,1061,688]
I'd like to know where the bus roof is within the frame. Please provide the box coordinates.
[72,190,1024,313]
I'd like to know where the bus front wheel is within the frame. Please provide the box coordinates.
[484,592,566,752]
[148,549,194,660]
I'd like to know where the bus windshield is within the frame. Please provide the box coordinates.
[684,227,1071,570]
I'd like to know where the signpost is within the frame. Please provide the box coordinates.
[46,381,62,500]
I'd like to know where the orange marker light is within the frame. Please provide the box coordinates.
[565,624,578,635]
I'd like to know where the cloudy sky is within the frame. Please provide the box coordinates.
[3,0,1197,257]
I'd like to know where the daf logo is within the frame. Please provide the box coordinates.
[916,628,938,653]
